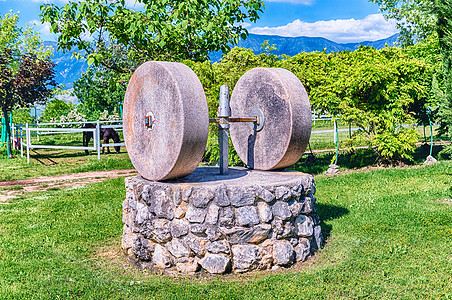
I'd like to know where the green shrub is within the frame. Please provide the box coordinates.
[12,108,34,124]
[40,98,74,122]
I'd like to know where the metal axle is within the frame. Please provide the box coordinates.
[210,85,265,175]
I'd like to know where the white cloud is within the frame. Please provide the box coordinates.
[250,14,398,43]
[265,0,314,4]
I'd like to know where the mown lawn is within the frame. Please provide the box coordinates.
[0,161,451,299]
[0,149,133,181]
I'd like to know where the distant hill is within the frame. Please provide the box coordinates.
[209,33,399,61]
[45,34,399,88]
[44,41,88,89]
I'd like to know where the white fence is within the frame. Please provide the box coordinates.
[12,120,125,163]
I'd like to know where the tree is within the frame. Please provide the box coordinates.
[72,44,132,119]
[369,0,452,153]
[40,98,74,123]
[0,12,56,157]
[40,0,264,73]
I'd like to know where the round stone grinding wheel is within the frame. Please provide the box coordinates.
[123,61,209,181]
[230,67,311,170]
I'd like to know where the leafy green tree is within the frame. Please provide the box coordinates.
[40,98,74,123]
[12,108,34,124]
[73,67,126,115]
[41,0,264,72]
[0,12,56,157]
[189,45,432,162]
[370,0,452,153]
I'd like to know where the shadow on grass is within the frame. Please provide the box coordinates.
[293,144,446,175]
[27,149,125,163]
[316,203,349,239]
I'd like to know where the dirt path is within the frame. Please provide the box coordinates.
[0,169,138,203]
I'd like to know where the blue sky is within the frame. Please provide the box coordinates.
[0,0,397,43]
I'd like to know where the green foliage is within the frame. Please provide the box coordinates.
[40,98,74,122]
[41,0,264,72]
[0,12,56,157]
[368,0,435,46]
[11,108,34,124]
[373,127,420,161]
[73,66,127,111]
[189,45,432,162]
[370,0,452,146]
[434,0,452,141]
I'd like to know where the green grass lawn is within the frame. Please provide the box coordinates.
[0,145,133,181]
[0,161,451,299]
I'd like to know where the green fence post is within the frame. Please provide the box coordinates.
[1,117,5,144]
[428,112,433,157]
[335,119,339,165]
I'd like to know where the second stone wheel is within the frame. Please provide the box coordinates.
[230,68,311,170]
[123,61,209,181]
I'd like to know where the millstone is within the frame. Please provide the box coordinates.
[230,68,312,170]
[123,61,209,181]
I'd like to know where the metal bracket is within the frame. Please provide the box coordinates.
[208,85,266,175]
[145,112,155,131]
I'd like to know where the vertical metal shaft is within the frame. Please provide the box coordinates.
[97,120,101,161]
[26,123,30,164]
[218,85,230,175]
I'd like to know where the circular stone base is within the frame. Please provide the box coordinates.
[122,167,324,274]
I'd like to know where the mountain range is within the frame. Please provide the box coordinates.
[46,33,399,89]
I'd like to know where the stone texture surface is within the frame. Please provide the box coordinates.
[123,61,209,181]
[232,245,263,273]
[229,68,311,171]
[122,167,323,274]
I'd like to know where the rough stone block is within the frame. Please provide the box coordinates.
[273,240,295,266]
[236,206,260,226]
[170,218,189,238]
[311,225,324,253]
[229,186,255,207]
[272,201,292,220]
[214,184,230,206]
[257,202,273,223]
[153,244,173,269]
[255,186,275,203]
[294,215,314,237]
[176,257,200,274]
[191,188,214,208]
[186,205,207,223]
[199,254,231,274]
[184,234,208,256]
[166,238,190,258]
[275,186,291,201]
[205,204,220,225]
[205,240,230,254]
[232,244,263,273]
[150,219,171,243]
[295,238,310,262]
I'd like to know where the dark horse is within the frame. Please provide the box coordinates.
[82,123,121,154]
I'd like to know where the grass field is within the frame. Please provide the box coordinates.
[0,159,451,299]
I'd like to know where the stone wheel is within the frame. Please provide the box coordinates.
[230,68,311,170]
[123,61,209,181]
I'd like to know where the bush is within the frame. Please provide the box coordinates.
[12,108,34,124]
[40,98,74,122]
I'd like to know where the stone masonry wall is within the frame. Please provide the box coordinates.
[122,169,324,274]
